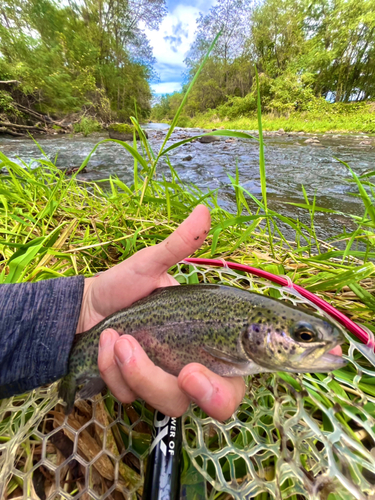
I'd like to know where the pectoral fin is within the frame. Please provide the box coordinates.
[203,345,247,365]
[202,346,271,377]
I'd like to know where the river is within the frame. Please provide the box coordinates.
[1,123,374,241]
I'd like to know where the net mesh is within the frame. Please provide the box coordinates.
[1,263,375,500]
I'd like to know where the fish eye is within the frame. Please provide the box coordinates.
[293,323,316,343]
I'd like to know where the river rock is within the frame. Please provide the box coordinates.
[277,128,285,134]
[225,138,236,143]
[182,155,193,161]
[65,165,87,175]
[108,129,148,141]
[359,140,372,146]
[304,138,321,144]
[198,135,221,143]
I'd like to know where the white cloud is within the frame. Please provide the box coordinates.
[151,81,184,94]
[146,1,216,95]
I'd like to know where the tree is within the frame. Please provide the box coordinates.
[251,0,305,78]
[303,0,375,101]
[0,0,167,120]
[184,0,257,113]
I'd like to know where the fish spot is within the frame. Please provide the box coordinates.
[194,236,200,240]
[256,341,261,346]
[277,349,282,354]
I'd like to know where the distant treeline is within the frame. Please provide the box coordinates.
[0,0,166,123]
[152,0,375,122]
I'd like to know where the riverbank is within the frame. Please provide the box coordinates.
[172,110,375,134]
[157,105,375,135]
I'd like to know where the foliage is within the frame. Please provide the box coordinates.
[153,0,375,122]
[73,117,102,136]
[0,0,166,120]
[0,90,16,115]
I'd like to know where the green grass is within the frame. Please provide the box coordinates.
[174,109,375,134]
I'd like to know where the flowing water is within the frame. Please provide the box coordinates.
[1,123,374,241]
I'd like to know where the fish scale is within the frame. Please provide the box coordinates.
[59,284,346,414]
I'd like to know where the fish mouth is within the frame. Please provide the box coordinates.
[288,336,347,373]
[311,341,347,373]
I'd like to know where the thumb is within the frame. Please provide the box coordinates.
[88,205,211,317]
[129,204,211,275]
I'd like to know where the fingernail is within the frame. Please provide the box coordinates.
[99,329,112,350]
[182,372,213,402]
[115,337,133,365]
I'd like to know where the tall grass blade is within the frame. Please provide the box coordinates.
[255,66,274,256]
[158,31,222,156]
[340,160,375,226]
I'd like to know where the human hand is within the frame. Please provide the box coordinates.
[77,205,245,420]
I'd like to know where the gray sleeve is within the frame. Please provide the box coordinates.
[0,276,85,399]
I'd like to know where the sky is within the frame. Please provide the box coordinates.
[146,0,216,95]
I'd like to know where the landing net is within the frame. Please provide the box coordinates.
[1,262,374,500]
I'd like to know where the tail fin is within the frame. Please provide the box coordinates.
[58,373,77,414]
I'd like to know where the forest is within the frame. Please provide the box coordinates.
[0,0,166,133]
[152,0,375,130]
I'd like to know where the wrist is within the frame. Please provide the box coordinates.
[76,277,95,334]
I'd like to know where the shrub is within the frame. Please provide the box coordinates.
[73,117,102,136]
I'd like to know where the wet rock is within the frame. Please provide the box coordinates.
[65,165,87,175]
[359,140,372,146]
[304,138,321,144]
[182,155,193,161]
[198,135,221,143]
[108,129,148,141]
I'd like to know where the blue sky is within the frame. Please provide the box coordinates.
[145,0,216,95]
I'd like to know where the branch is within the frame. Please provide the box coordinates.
[12,103,69,128]
[0,127,24,137]
[0,80,20,85]
[0,121,46,132]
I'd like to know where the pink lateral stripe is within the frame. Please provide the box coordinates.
[184,257,371,347]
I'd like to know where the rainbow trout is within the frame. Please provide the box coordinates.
[59,284,346,413]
